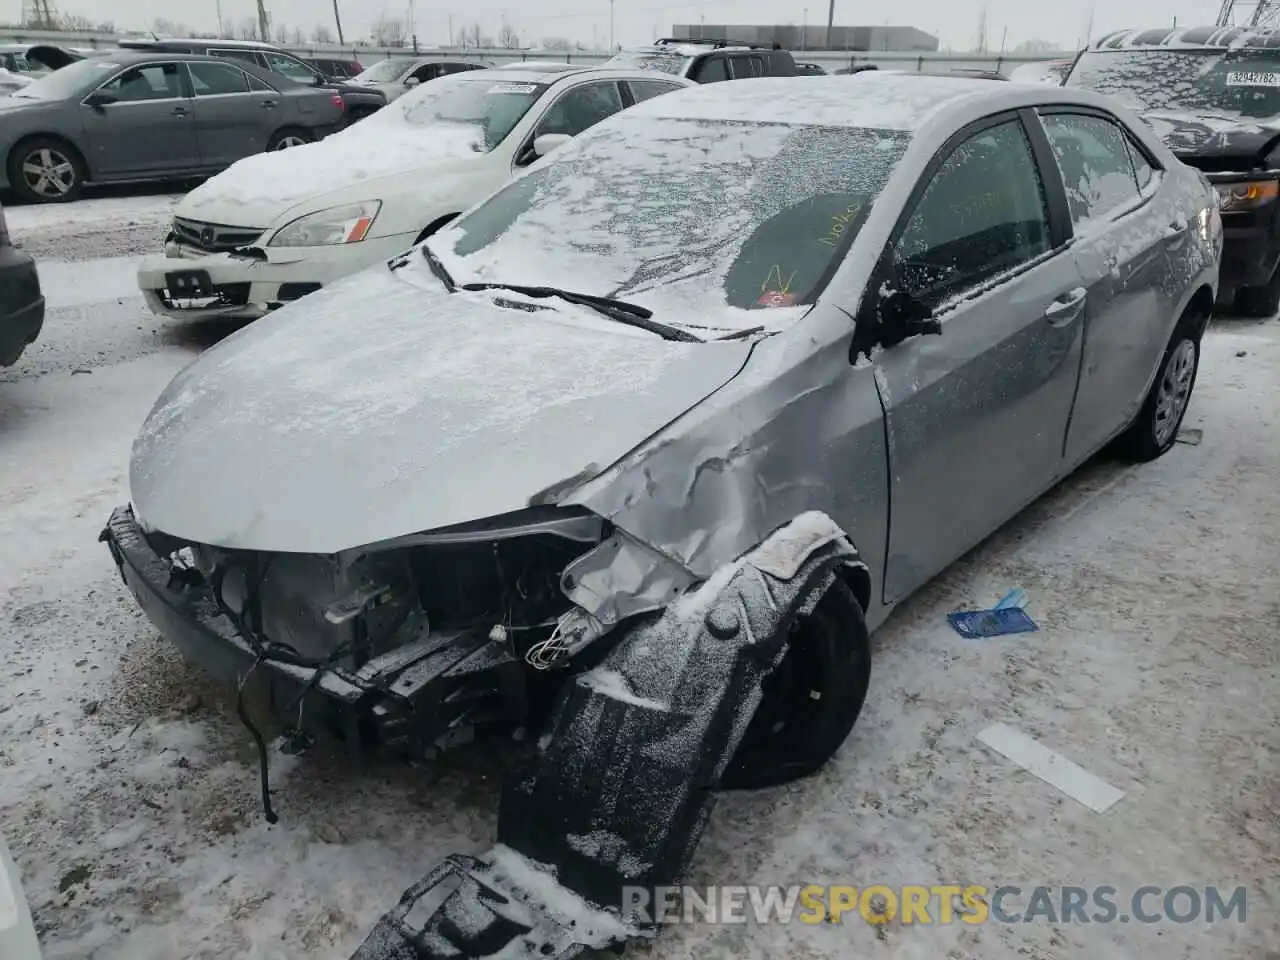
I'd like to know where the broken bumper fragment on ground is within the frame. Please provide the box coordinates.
[347,515,863,959]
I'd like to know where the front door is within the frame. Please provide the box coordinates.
[187,60,276,166]
[80,62,200,176]
[871,115,1086,603]
[1036,109,1178,466]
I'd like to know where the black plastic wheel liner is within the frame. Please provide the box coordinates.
[348,523,864,960]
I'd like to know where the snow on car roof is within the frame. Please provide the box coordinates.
[622,72,1009,130]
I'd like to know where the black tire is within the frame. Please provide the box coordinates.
[1233,265,1280,318]
[7,136,86,204]
[266,128,314,151]
[720,577,871,790]
[1112,312,1202,463]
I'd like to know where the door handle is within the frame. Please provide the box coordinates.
[172,105,188,117]
[261,99,278,108]
[1044,287,1087,327]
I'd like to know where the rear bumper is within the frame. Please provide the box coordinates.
[135,232,416,320]
[0,246,44,366]
[100,505,525,757]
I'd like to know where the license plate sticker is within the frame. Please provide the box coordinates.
[1225,71,1280,87]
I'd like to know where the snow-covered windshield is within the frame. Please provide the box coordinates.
[1070,49,1280,120]
[10,57,116,100]
[362,75,549,152]
[354,58,412,83]
[437,116,911,331]
[606,50,689,75]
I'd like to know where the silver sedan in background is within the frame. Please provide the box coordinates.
[0,51,345,203]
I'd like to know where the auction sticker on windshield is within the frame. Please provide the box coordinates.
[488,82,539,94]
[1225,71,1280,87]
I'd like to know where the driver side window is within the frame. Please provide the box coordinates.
[533,81,624,139]
[892,119,1051,311]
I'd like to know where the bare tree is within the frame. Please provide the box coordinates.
[238,17,259,40]
[291,26,307,45]
[58,13,93,29]
[312,24,335,44]
[373,15,407,47]
[152,17,193,36]
[275,24,290,43]
[461,23,492,48]
[541,36,572,51]
[497,22,520,48]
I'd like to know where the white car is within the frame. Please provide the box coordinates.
[1,835,41,960]
[136,64,693,320]
[348,57,488,102]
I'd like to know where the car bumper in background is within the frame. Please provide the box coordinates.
[0,244,45,366]
[135,233,417,320]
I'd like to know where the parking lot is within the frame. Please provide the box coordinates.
[0,189,1274,959]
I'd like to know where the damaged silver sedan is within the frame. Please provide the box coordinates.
[102,73,1221,959]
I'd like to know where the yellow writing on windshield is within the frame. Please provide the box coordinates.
[762,264,796,294]
[818,202,863,247]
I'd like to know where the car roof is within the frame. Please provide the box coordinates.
[490,61,584,74]
[1091,25,1280,50]
[84,50,236,66]
[624,71,1132,133]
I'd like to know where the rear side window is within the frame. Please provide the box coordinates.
[1039,112,1142,226]
[893,119,1052,309]
[188,61,249,96]
[729,55,762,79]
[692,56,729,83]
[627,78,685,102]
[211,48,262,67]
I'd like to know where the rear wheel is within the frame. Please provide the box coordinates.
[720,578,871,790]
[1112,311,1202,462]
[8,137,85,203]
[267,128,313,151]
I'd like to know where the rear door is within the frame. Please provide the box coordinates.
[1035,108,1175,465]
[80,61,200,175]
[187,59,277,166]
[869,112,1085,602]
[728,54,764,79]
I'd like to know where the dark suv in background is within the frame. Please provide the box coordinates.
[116,39,386,122]
[1065,25,1280,315]
[607,37,797,83]
[303,56,363,80]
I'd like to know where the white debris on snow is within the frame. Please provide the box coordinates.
[485,844,635,944]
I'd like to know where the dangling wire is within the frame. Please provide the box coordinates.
[236,655,278,825]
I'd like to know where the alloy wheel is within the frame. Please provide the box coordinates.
[274,136,308,150]
[1153,338,1196,447]
[21,147,76,198]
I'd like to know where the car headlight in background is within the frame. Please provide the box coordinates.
[268,200,381,247]
[1214,179,1278,213]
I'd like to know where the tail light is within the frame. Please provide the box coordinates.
[332,93,345,111]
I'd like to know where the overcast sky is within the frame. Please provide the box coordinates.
[4,0,1232,51]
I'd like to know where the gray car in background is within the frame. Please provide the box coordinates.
[0,51,345,203]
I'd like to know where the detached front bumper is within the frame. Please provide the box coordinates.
[99,505,524,758]
[136,232,417,320]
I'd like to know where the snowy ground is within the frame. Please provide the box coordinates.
[0,193,1276,960]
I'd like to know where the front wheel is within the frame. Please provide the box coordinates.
[1112,320,1201,462]
[267,128,313,151]
[8,137,85,203]
[721,577,871,790]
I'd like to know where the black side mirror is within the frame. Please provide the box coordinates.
[878,282,941,348]
[84,90,117,108]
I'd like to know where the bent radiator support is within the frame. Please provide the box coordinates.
[349,521,861,960]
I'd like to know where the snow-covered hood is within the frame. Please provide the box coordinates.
[176,121,488,227]
[129,261,752,554]
[1142,109,1280,163]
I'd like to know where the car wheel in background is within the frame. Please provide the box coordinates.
[7,136,85,204]
[1233,263,1280,318]
[267,128,314,151]
[720,577,872,790]
[1113,309,1203,462]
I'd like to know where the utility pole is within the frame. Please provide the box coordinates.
[802,7,808,51]
[825,0,834,49]
[255,0,270,43]
[215,0,224,36]
[331,0,345,43]
[409,0,418,52]
[609,0,615,52]
[448,14,454,47]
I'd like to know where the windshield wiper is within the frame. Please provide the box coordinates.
[459,282,702,342]
[420,241,455,292]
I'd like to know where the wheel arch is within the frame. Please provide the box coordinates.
[1182,283,1215,339]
